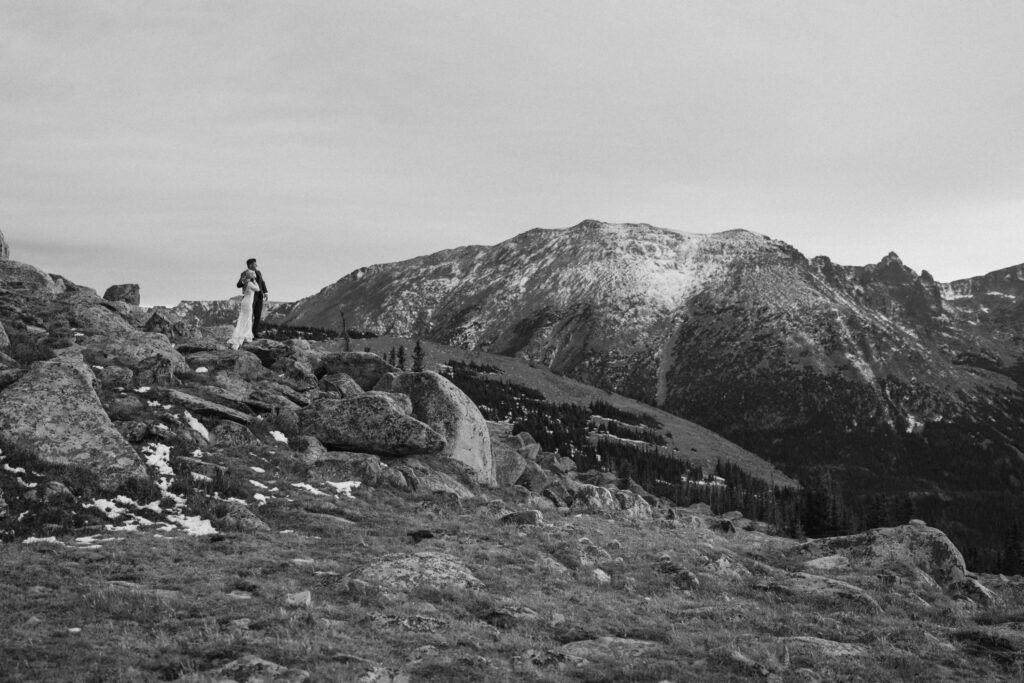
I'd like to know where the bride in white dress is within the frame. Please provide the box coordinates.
[228,272,260,350]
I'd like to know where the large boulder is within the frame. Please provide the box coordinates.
[0,321,9,351]
[297,394,445,457]
[316,351,396,389]
[376,371,494,486]
[794,521,968,586]
[246,339,290,368]
[488,421,528,487]
[82,331,189,379]
[0,259,61,294]
[0,227,8,259]
[102,284,140,306]
[70,302,135,335]
[570,484,620,515]
[185,349,266,381]
[0,353,147,491]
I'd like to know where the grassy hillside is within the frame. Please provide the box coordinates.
[335,336,798,489]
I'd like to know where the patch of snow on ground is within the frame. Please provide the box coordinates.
[143,443,174,478]
[3,463,26,475]
[23,536,62,545]
[195,367,209,373]
[291,483,327,496]
[250,466,265,473]
[270,430,288,444]
[325,481,361,497]
[184,411,209,440]
[253,493,268,506]
[249,479,268,489]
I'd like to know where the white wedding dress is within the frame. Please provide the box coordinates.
[228,281,259,350]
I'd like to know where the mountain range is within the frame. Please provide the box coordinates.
[257,220,1024,562]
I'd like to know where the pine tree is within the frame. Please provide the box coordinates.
[339,309,351,351]
[397,345,407,370]
[412,339,425,372]
[388,347,397,366]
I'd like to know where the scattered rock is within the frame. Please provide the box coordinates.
[570,484,619,515]
[246,338,290,367]
[348,551,484,598]
[555,637,661,663]
[804,554,850,572]
[0,353,147,491]
[285,590,312,608]
[500,510,544,525]
[613,490,653,520]
[783,636,868,658]
[209,501,271,533]
[102,284,140,306]
[949,577,1000,606]
[186,654,309,683]
[484,604,540,628]
[210,420,260,447]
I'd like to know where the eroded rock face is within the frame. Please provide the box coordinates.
[0,353,147,491]
[71,302,135,335]
[796,521,968,586]
[297,394,445,457]
[0,227,8,259]
[377,371,494,486]
[102,284,140,306]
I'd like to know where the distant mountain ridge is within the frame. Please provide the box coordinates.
[170,299,295,327]
[281,219,1024,563]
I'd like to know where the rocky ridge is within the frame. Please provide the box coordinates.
[2,241,1024,680]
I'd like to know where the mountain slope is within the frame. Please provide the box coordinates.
[283,220,1024,564]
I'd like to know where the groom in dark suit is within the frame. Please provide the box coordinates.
[237,258,269,338]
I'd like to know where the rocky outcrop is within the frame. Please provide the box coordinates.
[102,284,140,306]
[376,371,494,486]
[0,353,147,491]
[794,521,967,586]
[297,394,445,457]
[0,227,8,259]
[0,259,61,294]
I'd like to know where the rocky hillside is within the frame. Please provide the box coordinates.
[4,235,1024,680]
[281,220,1024,566]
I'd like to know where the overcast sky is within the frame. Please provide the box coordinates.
[2,1,1022,306]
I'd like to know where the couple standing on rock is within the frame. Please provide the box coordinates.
[228,258,269,350]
